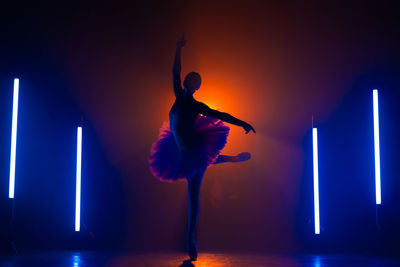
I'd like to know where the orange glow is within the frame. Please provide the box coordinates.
[195,80,238,113]
[188,253,236,267]
[107,253,301,266]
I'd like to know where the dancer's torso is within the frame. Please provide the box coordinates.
[169,92,200,148]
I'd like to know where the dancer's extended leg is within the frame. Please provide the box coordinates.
[213,152,251,164]
[186,171,204,261]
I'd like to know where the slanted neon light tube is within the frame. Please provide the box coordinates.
[9,78,19,199]
[312,128,320,234]
[75,127,82,231]
[373,89,381,205]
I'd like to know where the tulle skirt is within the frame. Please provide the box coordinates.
[149,115,230,182]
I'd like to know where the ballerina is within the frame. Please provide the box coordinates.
[149,34,255,261]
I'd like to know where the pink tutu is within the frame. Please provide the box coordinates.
[149,115,230,182]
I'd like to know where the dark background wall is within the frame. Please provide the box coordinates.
[0,1,399,254]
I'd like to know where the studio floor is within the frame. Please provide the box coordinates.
[1,251,400,267]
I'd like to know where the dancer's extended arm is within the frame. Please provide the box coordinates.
[173,34,186,97]
[197,102,256,134]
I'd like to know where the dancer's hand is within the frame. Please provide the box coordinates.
[242,122,256,134]
[176,33,187,48]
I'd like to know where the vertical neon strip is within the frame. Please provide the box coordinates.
[312,128,320,234]
[73,255,81,267]
[373,89,381,205]
[9,78,19,199]
[75,127,82,231]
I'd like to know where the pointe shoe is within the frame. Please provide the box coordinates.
[237,152,251,162]
[186,237,198,261]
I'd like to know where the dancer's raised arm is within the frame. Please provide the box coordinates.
[173,34,186,97]
[196,102,256,134]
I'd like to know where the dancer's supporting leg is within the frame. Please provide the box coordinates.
[213,152,251,164]
[186,171,204,261]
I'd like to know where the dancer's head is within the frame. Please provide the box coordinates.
[183,72,201,94]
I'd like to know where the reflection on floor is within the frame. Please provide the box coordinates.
[1,251,400,267]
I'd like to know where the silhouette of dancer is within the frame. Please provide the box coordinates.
[149,34,255,261]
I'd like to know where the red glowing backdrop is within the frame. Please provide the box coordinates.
[26,1,397,251]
